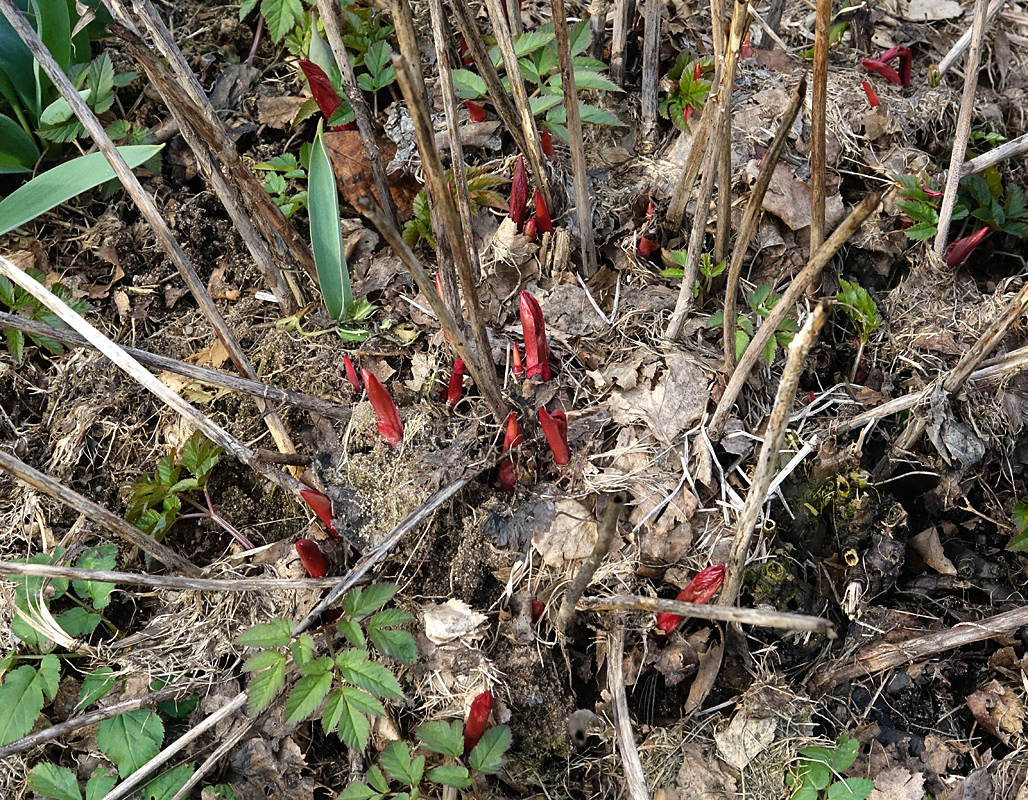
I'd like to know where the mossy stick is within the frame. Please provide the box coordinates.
[555,492,628,633]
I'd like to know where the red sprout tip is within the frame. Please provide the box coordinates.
[518,291,551,382]
[509,155,529,232]
[295,539,329,578]
[343,354,361,393]
[466,99,487,123]
[655,565,727,635]
[300,489,341,539]
[464,690,494,754]
[361,369,404,448]
[538,407,570,466]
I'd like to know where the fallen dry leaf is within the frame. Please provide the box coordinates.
[653,743,738,800]
[423,599,487,644]
[531,497,597,569]
[901,0,962,20]
[907,527,957,575]
[604,353,708,445]
[867,767,926,800]
[324,131,420,219]
[714,711,776,770]
[966,680,1024,745]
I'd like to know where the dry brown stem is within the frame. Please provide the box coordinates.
[552,0,598,276]
[665,153,717,340]
[315,0,398,227]
[723,75,807,372]
[640,0,661,148]
[610,0,631,85]
[578,596,834,634]
[810,0,831,252]
[0,449,202,576]
[607,628,650,800]
[708,192,879,439]
[663,91,718,232]
[0,311,352,422]
[937,0,1006,76]
[957,131,1028,178]
[714,1,747,264]
[934,0,990,255]
[717,301,831,607]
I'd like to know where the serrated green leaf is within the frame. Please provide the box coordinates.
[335,689,372,750]
[340,685,385,716]
[298,656,334,677]
[569,19,591,55]
[73,544,117,609]
[548,70,622,92]
[0,666,44,746]
[235,618,293,648]
[140,763,195,800]
[342,584,398,618]
[56,607,100,637]
[292,634,316,669]
[427,765,471,788]
[417,719,464,756]
[260,0,303,42]
[380,741,423,786]
[469,724,510,774]
[244,649,287,673]
[337,618,365,648]
[85,769,118,800]
[97,709,163,777]
[78,667,118,709]
[512,30,554,57]
[451,68,486,99]
[247,653,286,714]
[831,735,859,771]
[368,627,418,664]
[366,607,414,634]
[366,766,389,794]
[827,777,876,800]
[285,671,333,723]
[735,329,749,363]
[338,658,403,698]
[337,782,377,800]
[27,763,82,800]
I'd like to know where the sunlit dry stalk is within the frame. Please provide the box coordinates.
[708,192,879,439]
[723,75,806,372]
[717,300,831,607]
[810,0,831,252]
[610,0,630,85]
[640,0,661,148]
[552,0,598,276]
[315,0,398,228]
[714,1,750,264]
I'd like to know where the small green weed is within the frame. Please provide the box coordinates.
[708,285,799,365]
[658,54,713,132]
[787,734,874,800]
[0,268,92,362]
[894,170,1028,242]
[402,165,508,249]
[660,250,726,302]
[254,144,311,218]
[835,279,881,383]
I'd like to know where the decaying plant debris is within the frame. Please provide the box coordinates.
[4,0,1028,797]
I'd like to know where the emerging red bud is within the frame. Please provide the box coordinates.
[361,369,404,448]
[638,236,660,258]
[446,359,466,407]
[523,218,537,242]
[464,690,494,754]
[538,407,570,465]
[512,343,524,379]
[509,155,529,232]
[540,130,555,157]
[519,291,551,382]
[861,79,880,108]
[298,60,342,121]
[343,354,361,393]
[498,412,523,492]
[295,539,329,578]
[862,58,901,85]
[466,99,487,122]
[655,565,726,634]
[534,189,554,235]
[945,227,989,267]
[300,489,341,539]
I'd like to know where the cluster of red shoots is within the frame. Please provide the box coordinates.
[297,61,356,131]
[509,155,554,243]
[638,201,659,258]
[654,565,726,635]
[946,226,989,267]
[861,46,912,91]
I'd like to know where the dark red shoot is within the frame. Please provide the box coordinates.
[861,79,880,108]
[509,155,529,232]
[295,539,329,578]
[361,369,404,448]
[512,343,524,379]
[877,46,913,87]
[343,354,361,393]
[446,358,466,407]
[540,130,555,157]
[534,189,554,235]
[498,412,523,492]
[300,489,341,539]
[638,235,660,258]
[464,690,494,754]
[655,564,726,635]
[466,99,487,122]
[298,60,342,121]
[523,217,537,242]
[861,58,901,85]
[519,291,551,381]
[538,407,570,466]
[945,227,989,266]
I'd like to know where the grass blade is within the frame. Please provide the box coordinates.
[309,120,352,320]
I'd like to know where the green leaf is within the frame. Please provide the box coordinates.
[235,618,293,648]
[246,651,286,714]
[291,634,316,669]
[260,0,303,42]
[791,786,819,800]
[140,763,195,800]
[85,769,118,800]
[904,220,937,240]
[827,778,876,800]
[366,766,389,794]
[339,685,386,716]
[416,719,464,757]
[335,689,372,750]
[364,40,393,77]
[512,30,554,57]
[427,765,471,788]
[97,709,164,777]
[548,70,622,92]
[239,0,258,20]
[0,114,39,174]
[0,145,164,237]
[735,329,750,362]
[73,544,117,609]
[284,671,334,723]
[298,656,334,677]
[78,667,118,709]
[35,653,60,701]
[337,618,365,648]
[342,584,399,618]
[337,782,378,800]
[796,759,832,790]
[309,121,353,321]
[179,431,222,482]
[469,724,510,774]
[450,69,486,99]
[338,658,403,698]
[831,735,860,771]
[56,607,100,637]
[27,763,83,800]
[380,742,424,787]
[0,665,45,745]
[568,19,591,55]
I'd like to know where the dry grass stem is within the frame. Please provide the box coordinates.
[714,2,750,265]
[663,90,718,231]
[723,75,807,372]
[0,256,306,495]
[356,196,506,422]
[391,54,499,393]
[552,0,598,276]
[0,681,213,759]
[555,492,628,633]
[708,192,880,439]
[665,152,717,339]
[957,131,1028,178]
[640,0,661,148]
[484,0,552,210]
[168,717,256,800]
[755,0,787,48]
[0,311,352,422]
[0,562,343,591]
[316,0,398,227]
[934,0,990,255]
[578,596,834,634]
[820,604,1028,688]
[428,0,483,279]
[0,1,306,470]
[610,0,630,85]
[0,449,202,576]
[124,0,318,289]
[810,0,832,251]
[607,628,651,800]
[937,0,1006,75]
[717,300,831,607]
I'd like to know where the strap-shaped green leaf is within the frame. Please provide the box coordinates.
[309,120,352,321]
